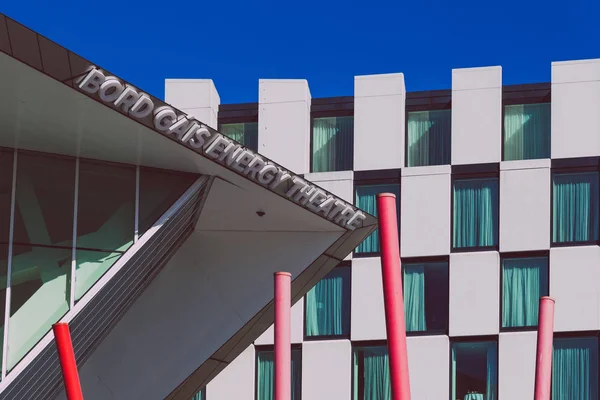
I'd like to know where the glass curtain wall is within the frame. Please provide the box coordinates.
[406,110,451,167]
[502,256,548,328]
[256,348,302,400]
[312,116,354,172]
[353,345,391,400]
[355,184,400,254]
[305,266,350,338]
[503,103,550,161]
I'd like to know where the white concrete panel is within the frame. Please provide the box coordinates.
[351,257,386,341]
[551,59,600,159]
[304,171,354,203]
[500,164,551,252]
[206,346,254,400]
[407,336,449,400]
[165,79,220,129]
[302,340,351,400]
[401,167,450,257]
[451,66,502,165]
[550,246,600,332]
[258,79,311,174]
[449,252,500,336]
[354,73,405,171]
[499,331,536,400]
[254,299,304,345]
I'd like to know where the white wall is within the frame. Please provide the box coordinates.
[551,59,600,159]
[401,165,451,257]
[258,79,311,174]
[303,171,354,204]
[499,331,536,400]
[550,246,600,332]
[351,257,386,341]
[451,66,502,165]
[164,79,220,129]
[499,159,551,252]
[206,346,255,400]
[302,340,351,400]
[255,300,304,345]
[449,252,500,336]
[407,336,449,400]
[354,73,405,171]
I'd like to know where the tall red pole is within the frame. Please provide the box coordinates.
[377,193,411,400]
[274,272,291,400]
[534,296,555,400]
[53,322,84,400]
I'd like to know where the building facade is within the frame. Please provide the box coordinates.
[187,59,600,400]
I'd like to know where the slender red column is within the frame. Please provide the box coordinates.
[53,322,83,400]
[534,296,555,400]
[377,193,411,400]
[274,272,291,400]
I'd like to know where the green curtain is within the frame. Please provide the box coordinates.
[502,257,548,328]
[354,346,391,400]
[220,122,258,150]
[553,172,599,244]
[453,178,499,249]
[553,337,599,400]
[407,110,451,167]
[486,345,498,400]
[305,267,350,337]
[355,184,400,254]
[403,264,426,332]
[504,103,550,161]
[312,116,354,172]
[257,349,301,400]
[451,342,497,400]
[221,123,245,143]
[191,388,205,400]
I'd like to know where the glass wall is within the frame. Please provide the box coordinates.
[305,266,350,339]
[503,103,550,161]
[312,116,354,172]
[451,341,498,400]
[406,109,451,167]
[256,347,302,400]
[355,184,400,255]
[353,345,390,400]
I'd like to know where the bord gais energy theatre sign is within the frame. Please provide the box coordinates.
[77,68,367,230]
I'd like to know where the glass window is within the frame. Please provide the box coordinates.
[191,388,205,400]
[353,345,390,400]
[502,256,548,329]
[407,110,451,167]
[552,172,599,245]
[355,184,400,255]
[305,266,350,338]
[256,348,302,400]
[74,249,121,301]
[552,337,598,400]
[0,149,14,374]
[451,341,498,400]
[312,116,354,172]
[453,178,499,250]
[403,261,448,333]
[220,122,258,151]
[503,103,550,161]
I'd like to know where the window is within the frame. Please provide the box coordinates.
[406,110,451,167]
[501,255,548,329]
[552,337,599,400]
[452,178,499,250]
[451,340,498,400]
[355,183,400,255]
[256,347,302,400]
[503,103,550,161]
[191,388,205,400]
[305,266,350,339]
[403,260,448,334]
[220,122,258,152]
[353,345,390,400]
[311,116,353,172]
[552,172,599,245]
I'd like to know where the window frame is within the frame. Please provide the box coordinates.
[254,344,303,400]
[351,340,389,400]
[217,102,259,152]
[449,335,500,400]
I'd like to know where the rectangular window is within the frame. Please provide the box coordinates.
[503,103,550,161]
[403,260,448,334]
[220,122,258,152]
[305,266,350,339]
[191,388,205,400]
[406,109,451,167]
[256,347,302,400]
[355,184,400,255]
[452,178,499,250]
[451,341,498,400]
[353,345,390,400]
[312,116,354,172]
[552,337,599,400]
[502,256,548,329]
[552,172,599,245]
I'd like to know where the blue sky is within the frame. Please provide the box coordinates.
[3,0,598,103]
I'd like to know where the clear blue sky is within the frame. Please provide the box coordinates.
[4,0,598,104]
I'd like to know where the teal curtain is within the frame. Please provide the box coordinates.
[305,267,350,337]
[453,178,499,249]
[502,257,548,328]
[354,346,391,400]
[191,388,205,400]
[553,337,599,400]
[403,264,426,332]
[407,110,451,167]
[221,123,245,143]
[486,345,498,400]
[257,349,301,400]
[355,184,400,254]
[553,172,599,244]
[451,341,497,400]
[504,103,551,160]
[220,122,258,150]
[312,116,354,172]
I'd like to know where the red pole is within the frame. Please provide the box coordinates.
[274,272,291,400]
[53,322,83,400]
[377,193,411,400]
[534,296,555,400]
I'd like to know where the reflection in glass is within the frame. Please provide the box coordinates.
[312,116,354,172]
[407,110,451,167]
[75,250,121,301]
[451,341,498,400]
